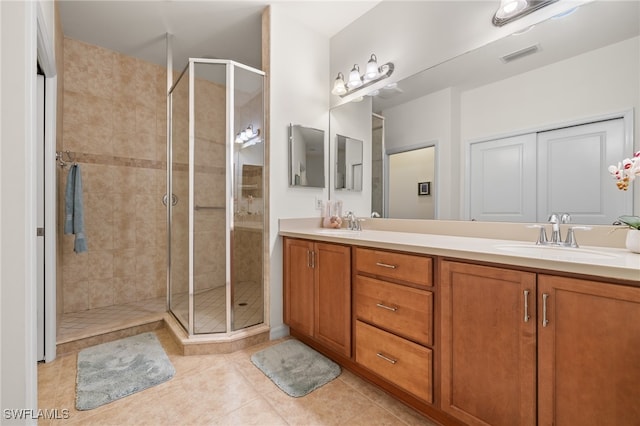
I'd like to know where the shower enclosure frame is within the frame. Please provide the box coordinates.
[167,58,266,336]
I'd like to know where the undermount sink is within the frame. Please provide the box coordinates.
[494,244,618,261]
[314,228,361,236]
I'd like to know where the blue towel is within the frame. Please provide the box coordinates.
[64,164,87,253]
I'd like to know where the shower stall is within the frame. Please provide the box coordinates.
[168,59,265,335]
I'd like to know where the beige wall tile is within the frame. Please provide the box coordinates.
[63,280,88,313]
[87,43,115,100]
[113,99,136,133]
[87,250,114,281]
[88,278,115,309]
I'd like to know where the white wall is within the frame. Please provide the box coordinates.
[329,98,371,216]
[268,4,330,338]
[1,0,39,422]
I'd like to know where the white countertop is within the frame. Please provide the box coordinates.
[279,221,640,283]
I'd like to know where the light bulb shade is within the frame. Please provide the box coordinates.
[236,125,259,143]
[365,54,379,80]
[495,0,527,18]
[347,64,362,89]
[331,73,347,95]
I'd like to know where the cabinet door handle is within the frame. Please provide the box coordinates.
[376,303,398,312]
[523,290,530,323]
[542,293,549,327]
[376,352,397,365]
[375,262,397,269]
[310,250,316,269]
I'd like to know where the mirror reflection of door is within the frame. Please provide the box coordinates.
[335,134,363,191]
[388,146,436,219]
[371,114,384,216]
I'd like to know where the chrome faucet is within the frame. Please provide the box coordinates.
[343,211,362,231]
[531,213,590,248]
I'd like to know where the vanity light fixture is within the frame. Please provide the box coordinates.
[492,0,558,27]
[235,125,260,145]
[331,53,395,98]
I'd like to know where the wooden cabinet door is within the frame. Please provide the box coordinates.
[441,261,537,426]
[283,238,314,337]
[315,242,351,357]
[538,275,640,426]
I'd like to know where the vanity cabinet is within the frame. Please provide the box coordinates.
[440,261,537,426]
[283,237,351,357]
[537,275,640,426]
[354,247,434,403]
[441,260,640,426]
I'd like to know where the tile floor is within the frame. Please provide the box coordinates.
[38,328,437,426]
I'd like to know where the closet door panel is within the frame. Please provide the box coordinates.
[537,118,629,224]
[469,133,537,222]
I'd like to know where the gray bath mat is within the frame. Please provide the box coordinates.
[251,339,341,397]
[75,332,175,410]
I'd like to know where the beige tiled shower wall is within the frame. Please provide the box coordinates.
[60,37,168,314]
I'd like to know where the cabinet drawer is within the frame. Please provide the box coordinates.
[355,248,432,287]
[356,320,433,403]
[355,276,433,346]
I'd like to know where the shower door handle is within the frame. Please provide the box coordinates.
[162,194,178,206]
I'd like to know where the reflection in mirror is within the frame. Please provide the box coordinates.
[371,114,385,216]
[335,135,363,191]
[388,147,436,219]
[288,124,325,188]
[364,1,639,223]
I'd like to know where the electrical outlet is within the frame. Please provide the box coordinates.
[315,198,323,210]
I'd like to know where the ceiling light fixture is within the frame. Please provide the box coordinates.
[331,53,394,98]
[492,0,558,27]
[235,125,261,145]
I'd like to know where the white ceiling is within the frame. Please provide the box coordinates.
[58,0,380,70]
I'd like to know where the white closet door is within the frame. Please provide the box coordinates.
[469,133,537,222]
[537,119,629,225]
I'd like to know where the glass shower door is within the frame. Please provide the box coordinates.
[168,59,265,336]
[169,66,190,330]
[192,62,228,334]
[231,64,264,331]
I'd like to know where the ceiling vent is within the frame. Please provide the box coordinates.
[500,44,540,63]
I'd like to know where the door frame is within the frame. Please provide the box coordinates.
[463,109,634,221]
[37,2,58,363]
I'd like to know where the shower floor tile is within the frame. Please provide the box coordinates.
[170,280,264,334]
[59,281,263,344]
[57,297,166,344]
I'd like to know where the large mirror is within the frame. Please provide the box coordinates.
[288,124,325,188]
[331,1,639,224]
[335,135,363,191]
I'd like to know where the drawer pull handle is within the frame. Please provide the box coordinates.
[376,352,397,365]
[376,303,398,312]
[375,262,397,269]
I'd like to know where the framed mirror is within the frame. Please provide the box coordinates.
[335,134,363,191]
[288,124,325,188]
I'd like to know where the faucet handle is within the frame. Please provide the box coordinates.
[564,226,591,248]
[548,213,559,224]
[561,213,571,224]
[527,224,548,245]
